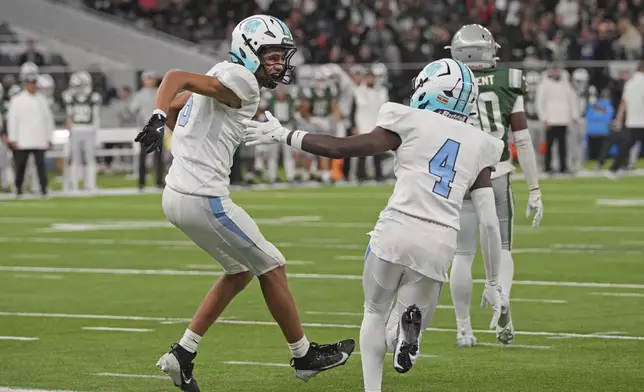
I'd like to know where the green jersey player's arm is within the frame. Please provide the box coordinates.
[510,88,541,194]
[470,167,502,285]
[155,70,243,114]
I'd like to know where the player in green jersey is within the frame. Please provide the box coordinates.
[62,71,101,192]
[299,68,343,183]
[448,24,544,347]
[255,83,299,183]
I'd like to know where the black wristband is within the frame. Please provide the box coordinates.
[286,131,295,146]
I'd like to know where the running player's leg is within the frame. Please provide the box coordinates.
[450,195,478,347]
[385,267,443,373]
[360,248,403,392]
[492,173,515,344]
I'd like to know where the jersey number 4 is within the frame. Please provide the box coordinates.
[428,139,461,199]
[178,96,194,127]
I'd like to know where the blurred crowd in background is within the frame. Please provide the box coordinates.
[0,0,643,194]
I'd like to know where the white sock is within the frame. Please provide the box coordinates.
[288,335,310,358]
[450,254,475,325]
[360,312,386,392]
[499,250,514,298]
[179,329,202,353]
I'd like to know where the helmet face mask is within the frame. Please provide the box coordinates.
[230,15,297,89]
[447,24,499,69]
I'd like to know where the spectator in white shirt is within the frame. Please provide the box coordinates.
[610,61,644,175]
[7,70,55,197]
[353,67,389,182]
[536,65,579,174]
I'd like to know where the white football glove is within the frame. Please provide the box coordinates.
[242,111,290,146]
[526,189,544,228]
[480,282,508,329]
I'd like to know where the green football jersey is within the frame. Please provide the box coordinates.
[470,67,526,161]
[63,90,101,126]
[0,101,6,134]
[260,87,298,126]
[300,86,337,118]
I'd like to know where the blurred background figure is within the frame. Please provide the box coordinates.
[569,68,597,172]
[130,71,163,190]
[354,64,389,183]
[0,82,12,193]
[536,65,579,174]
[62,71,101,192]
[6,62,55,198]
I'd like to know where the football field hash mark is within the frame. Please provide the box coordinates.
[224,361,291,368]
[0,336,39,341]
[590,292,644,297]
[82,327,153,332]
[92,372,168,380]
[476,342,552,350]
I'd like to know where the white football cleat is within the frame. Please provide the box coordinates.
[456,328,477,348]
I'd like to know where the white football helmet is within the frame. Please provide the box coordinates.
[70,71,92,94]
[410,58,479,122]
[20,61,39,83]
[525,70,542,95]
[37,74,55,97]
[571,68,590,91]
[230,14,296,88]
[447,24,500,69]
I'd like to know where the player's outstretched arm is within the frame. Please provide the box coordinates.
[244,111,401,158]
[510,109,543,228]
[470,168,506,327]
[155,70,242,114]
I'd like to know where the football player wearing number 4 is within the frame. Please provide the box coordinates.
[244,58,508,392]
[134,15,355,392]
[447,24,544,347]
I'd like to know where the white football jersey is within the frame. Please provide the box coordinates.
[376,102,504,231]
[166,62,260,197]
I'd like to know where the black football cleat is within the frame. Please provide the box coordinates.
[393,304,422,374]
[156,343,200,392]
[290,339,356,381]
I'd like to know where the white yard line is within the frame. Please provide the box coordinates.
[590,292,644,298]
[13,274,64,280]
[0,311,190,324]
[92,373,167,380]
[0,336,38,341]
[475,342,552,350]
[0,311,642,341]
[306,306,454,317]
[335,255,364,261]
[352,352,438,358]
[9,254,60,260]
[185,264,222,270]
[1,265,644,289]
[223,361,290,368]
[82,327,153,332]
[511,298,567,304]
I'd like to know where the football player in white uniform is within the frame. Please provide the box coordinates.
[244,58,507,392]
[134,15,355,392]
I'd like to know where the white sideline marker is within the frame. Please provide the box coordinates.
[93,373,168,380]
[224,361,290,368]
[476,342,552,350]
[2,265,644,289]
[82,327,153,333]
[0,336,38,341]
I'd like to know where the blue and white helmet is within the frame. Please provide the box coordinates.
[410,58,478,122]
[230,14,296,86]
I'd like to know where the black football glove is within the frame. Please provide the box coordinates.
[135,113,166,153]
